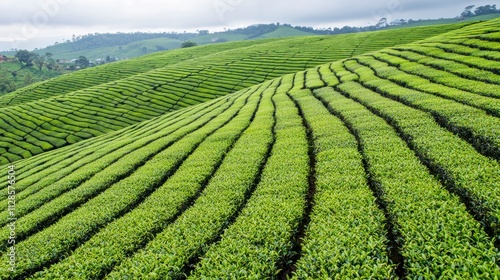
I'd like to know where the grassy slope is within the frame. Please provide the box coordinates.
[0,23,467,164]
[46,28,316,59]
[1,18,499,279]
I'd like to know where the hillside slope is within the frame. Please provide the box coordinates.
[0,25,316,61]
[0,23,469,164]
[0,18,499,279]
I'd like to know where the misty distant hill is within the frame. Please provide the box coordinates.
[1,24,319,61]
[2,13,499,62]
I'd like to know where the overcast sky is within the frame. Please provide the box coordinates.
[0,0,497,51]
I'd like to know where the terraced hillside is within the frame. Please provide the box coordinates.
[0,23,470,164]
[1,18,499,279]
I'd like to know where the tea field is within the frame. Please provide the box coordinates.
[0,23,469,165]
[1,18,500,279]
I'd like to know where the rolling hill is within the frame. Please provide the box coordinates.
[0,15,496,96]
[0,24,317,61]
[36,37,185,61]
[3,13,497,62]
[0,22,468,164]
[0,17,499,279]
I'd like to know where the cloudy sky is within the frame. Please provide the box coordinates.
[0,0,497,50]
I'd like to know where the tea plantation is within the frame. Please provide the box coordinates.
[1,19,499,279]
[0,23,468,164]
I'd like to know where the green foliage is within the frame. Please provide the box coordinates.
[359,54,500,110]
[474,4,499,16]
[181,40,198,48]
[192,90,309,278]
[0,89,245,279]
[0,58,65,95]
[75,55,90,68]
[14,49,36,66]
[345,57,500,160]
[33,54,45,71]
[0,70,16,93]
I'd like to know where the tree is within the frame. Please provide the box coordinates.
[75,56,90,68]
[376,18,388,29]
[461,5,475,18]
[0,71,16,93]
[155,45,167,51]
[34,55,46,71]
[475,4,498,16]
[44,52,57,71]
[181,41,197,48]
[46,59,57,71]
[15,50,36,67]
[23,73,36,86]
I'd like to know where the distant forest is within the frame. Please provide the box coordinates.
[41,4,499,52]
[460,4,499,18]
[56,32,193,51]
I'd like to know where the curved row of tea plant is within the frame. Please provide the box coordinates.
[338,59,500,243]
[344,57,500,160]
[320,83,498,277]
[288,89,393,279]
[106,83,279,279]
[28,79,270,279]
[0,94,243,246]
[190,91,309,279]
[0,82,255,279]
[0,39,278,108]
